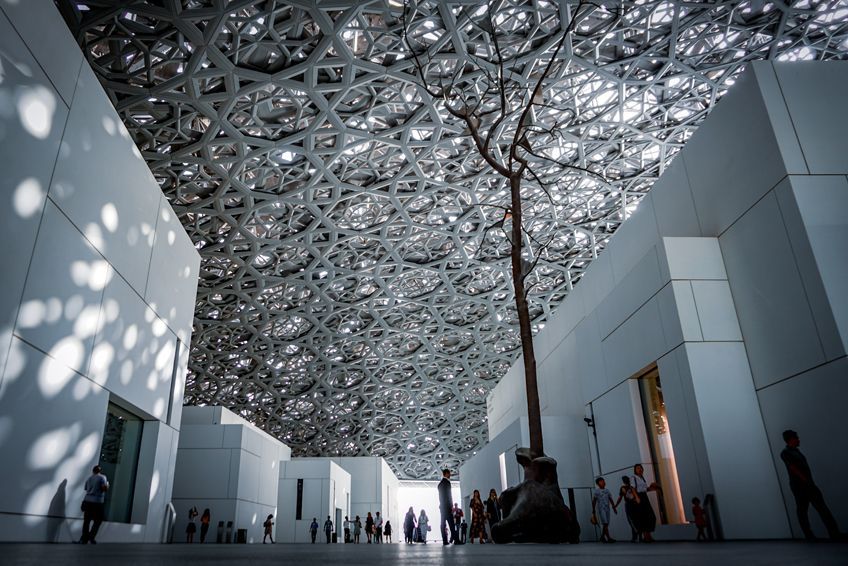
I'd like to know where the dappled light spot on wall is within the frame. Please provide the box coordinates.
[152,397,165,418]
[155,340,175,373]
[167,230,175,246]
[70,259,111,291]
[142,222,154,246]
[251,512,257,526]
[148,469,160,503]
[146,369,158,392]
[102,298,119,324]
[120,358,134,385]
[101,115,116,136]
[18,299,47,329]
[40,339,81,397]
[84,222,104,249]
[123,324,138,350]
[28,423,80,470]
[13,177,45,218]
[152,318,167,337]
[72,374,92,400]
[73,304,101,339]
[89,342,113,386]
[24,483,55,526]
[101,203,119,233]
[17,84,55,139]
[64,294,84,320]
[0,336,25,394]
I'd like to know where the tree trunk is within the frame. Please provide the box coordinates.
[509,172,543,459]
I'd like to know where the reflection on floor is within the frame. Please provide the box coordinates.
[1,541,846,566]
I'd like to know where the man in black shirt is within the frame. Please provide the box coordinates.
[437,468,457,545]
[780,429,840,540]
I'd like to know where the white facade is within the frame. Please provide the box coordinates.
[277,459,351,543]
[171,406,292,543]
[0,0,200,542]
[327,456,400,537]
[470,61,848,541]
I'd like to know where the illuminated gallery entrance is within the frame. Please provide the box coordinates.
[637,365,685,525]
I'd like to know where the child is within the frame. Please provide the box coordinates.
[692,497,707,541]
[592,477,617,543]
[263,514,274,543]
[384,520,392,543]
[460,519,468,543]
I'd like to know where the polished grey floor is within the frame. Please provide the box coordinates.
[1,541,846,565]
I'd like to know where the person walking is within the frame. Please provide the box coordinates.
[632,464,660,542]
[437,468,457,544]
[263,514,274,543]
[79,465,109,544]
[780,429,840,540]
[353,515,362,543]
[375,511,383,543]
[185,506,198,543]
[324,516,333,543]
[365,511,374,543]
[417,509,429,544]
[200,508,211,543]
[404,507,417,544]
[592,477,617,543]
[310,517,319,543]
[469,490,486,543]
[485,488,501,542]
[384,520,393,543]
[614,475,640,542]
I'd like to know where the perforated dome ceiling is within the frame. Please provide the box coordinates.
[59,0,848,479]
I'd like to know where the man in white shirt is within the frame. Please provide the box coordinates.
[374,512,384,543]
[80,465,109,544]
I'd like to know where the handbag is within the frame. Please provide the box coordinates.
[590,513,598,526]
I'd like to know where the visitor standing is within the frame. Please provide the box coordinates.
[375,511,383,543]
[79,465,109,544]
[186,506,198,543]
[384,520,393,543]
[469,489,486,543]
[437,468,457,544]
[263,514,274,543]
[344,515,351,543]
[632,464,659,542]
[404,506,417,543]
[452,502,464,529]
[592,477,617,543]
[365,511,374,543]
[780,429,840,540]
[353,515,362,543]
[614,475,640,542]
[310,517,319,543]
[324,516,333,543]
[485,488,501,542]
[200,508,211,543]
[417,509,429,543]
[460,518,468,543]
[691,497,707,541]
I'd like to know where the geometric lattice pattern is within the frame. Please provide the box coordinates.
[58,0,848,479]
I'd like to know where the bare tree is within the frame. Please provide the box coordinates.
[402,0,615,461]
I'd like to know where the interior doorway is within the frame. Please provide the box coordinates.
[637,364,686,524]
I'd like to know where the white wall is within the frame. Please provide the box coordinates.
[479,61,848,540]
[0,0,199,543]
[316,457,400,537]
[277,459,351,543]
[171,406,291,543]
